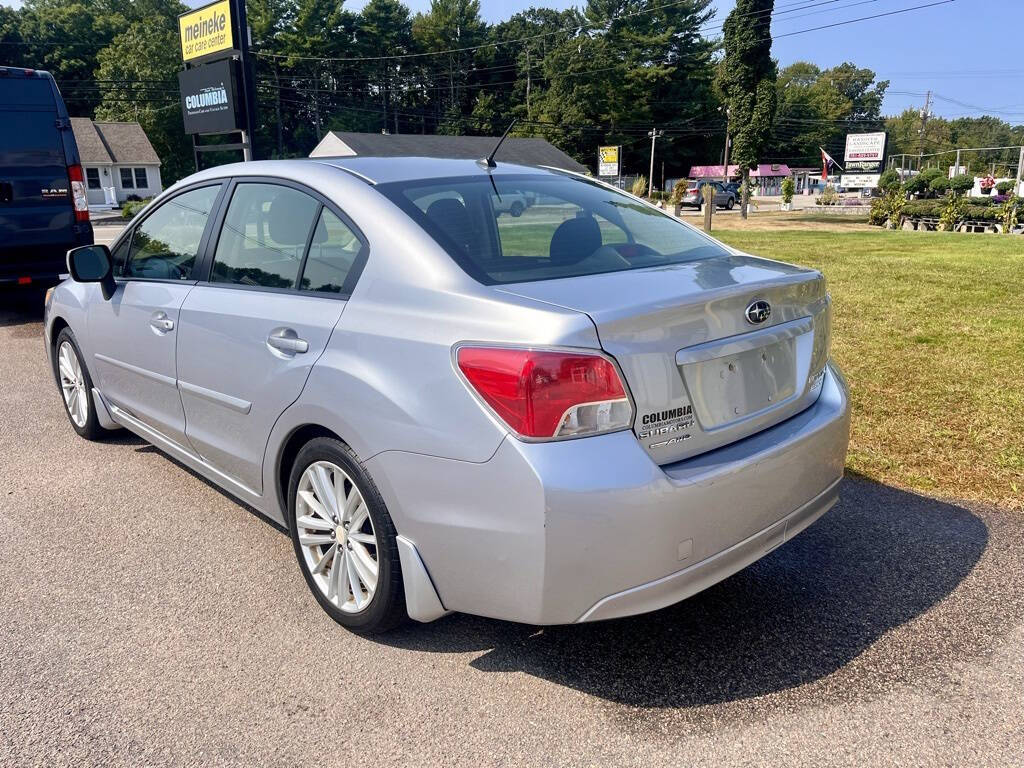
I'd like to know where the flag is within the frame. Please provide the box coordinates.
[820,148,842,182]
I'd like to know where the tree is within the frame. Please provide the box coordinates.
[718,0,777,218]
[772,61,888,167]
[357,0,413,134]
[93,0,192,184]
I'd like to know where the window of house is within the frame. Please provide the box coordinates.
[85,168,101,190]
[120,168,134,189]
[134,168,147,188]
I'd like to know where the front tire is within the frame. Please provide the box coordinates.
[53,328,105,440]
[288,437,407,633]
[726,196,736,210]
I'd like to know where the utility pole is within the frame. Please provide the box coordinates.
[1015,145,1024,194]
[647,128,663,198]
[721,107,731,183]
[954,148,961,177]
[525,48,531,121]
[917,90,932,170]
[722,134,731,183]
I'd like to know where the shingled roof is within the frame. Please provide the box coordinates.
[70,118,161,166]
[311,131,587,174]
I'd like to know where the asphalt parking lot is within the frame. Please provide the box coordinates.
[2,291,1023,767]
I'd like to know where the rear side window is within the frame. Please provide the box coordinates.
[125,185,220,281]
[380,174,727,285]
[300,208,362,293]
[211,183,320,289]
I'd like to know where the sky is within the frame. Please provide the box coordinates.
[3,0,1021,121]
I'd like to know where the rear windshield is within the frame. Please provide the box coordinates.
[377,173,728,284]
[0,76,56,108]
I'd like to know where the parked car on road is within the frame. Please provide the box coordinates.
[0,66,92,288]
[45,157,849,633]
[679,180,737,210]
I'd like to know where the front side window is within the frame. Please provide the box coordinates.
[124,185,220,280]
[211,183,319,289]
[86,168,101,190]
[379,174,728,284]
[134,167,147,188]
[119,167,134,189]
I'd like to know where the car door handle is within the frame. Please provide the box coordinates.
[150,312,174,333]
[267,328,308,355]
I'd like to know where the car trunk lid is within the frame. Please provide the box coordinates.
[497,253,831,464]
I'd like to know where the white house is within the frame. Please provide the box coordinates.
[70,118,163,209]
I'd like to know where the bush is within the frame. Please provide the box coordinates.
[905,167,945,198]
[1001,194,1021,232]
[120,198,153,220]
[669,179,688,205]
[124,193,142,203]
[996,180,1015,195]
[939,194,966,231]
[631,175,648,197]
[949,174,975,197]
[877,168,901,193]
[901,199,1011,223]
[868,189,907,228]
[781,176,795,204]
[928,175,950,195]
[818,185,839,206]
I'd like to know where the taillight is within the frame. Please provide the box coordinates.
[67,164,89,222]
[456,346,633,440]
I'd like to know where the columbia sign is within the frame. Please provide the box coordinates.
[185,85,229,111]
[178,0,234,62]
[178,58,241,135]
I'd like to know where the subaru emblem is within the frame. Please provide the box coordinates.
[745,300,771,325]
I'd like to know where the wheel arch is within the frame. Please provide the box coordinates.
[275,423,345,525]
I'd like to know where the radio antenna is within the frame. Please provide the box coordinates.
[478,119,518,169]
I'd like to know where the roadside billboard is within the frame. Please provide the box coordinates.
[179,0,234,63]
[178,58,241,135]
[841,131,886,188]
[598,145,621,177]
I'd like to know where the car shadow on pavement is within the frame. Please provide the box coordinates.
[379,475,996,709]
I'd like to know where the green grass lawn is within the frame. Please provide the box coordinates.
[714,228,1024,510]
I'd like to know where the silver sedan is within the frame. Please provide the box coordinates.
[45,156,849,633]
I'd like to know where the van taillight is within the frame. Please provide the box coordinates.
[67,164,89,222]
[457,346,633,440]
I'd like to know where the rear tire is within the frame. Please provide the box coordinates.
[510,201,525,217]
[53,328,105,440]
[726,196,736,210]
[288,437,407,633]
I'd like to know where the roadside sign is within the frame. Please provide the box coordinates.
[179,58,241,135]
[598,145,620,177]
[179,0,234,63]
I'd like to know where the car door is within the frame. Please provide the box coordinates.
[175,180,366,494]
[87,183,224,448]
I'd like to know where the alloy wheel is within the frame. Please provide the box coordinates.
[295,461,379,613]
[58,341,88,428]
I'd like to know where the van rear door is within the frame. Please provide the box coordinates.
[0,70,90,283]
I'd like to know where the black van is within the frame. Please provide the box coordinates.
[0,66,93,287]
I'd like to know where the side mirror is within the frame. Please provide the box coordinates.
[67,244,116,300]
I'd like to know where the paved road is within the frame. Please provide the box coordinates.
[1,296,1023,767]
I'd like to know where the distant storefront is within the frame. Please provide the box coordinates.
[688,164,793,196]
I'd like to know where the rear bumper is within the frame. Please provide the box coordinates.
[368,362,850,625]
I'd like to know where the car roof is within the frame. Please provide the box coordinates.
[310,155,570,185]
